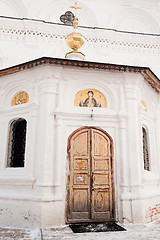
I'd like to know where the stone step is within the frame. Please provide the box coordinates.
[0,228,41,240]
[42,226,73,240]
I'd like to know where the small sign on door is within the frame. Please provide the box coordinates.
[77,176,84,182]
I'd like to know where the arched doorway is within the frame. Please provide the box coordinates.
[66,127,115,223]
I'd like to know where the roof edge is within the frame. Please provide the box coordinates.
[0,57,160,92]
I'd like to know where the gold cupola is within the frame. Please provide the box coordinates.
[65,2,85,60]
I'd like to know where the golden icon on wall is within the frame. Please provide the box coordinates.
[74,89,107,108]
[12,91,29,106]
[141,100,147,112]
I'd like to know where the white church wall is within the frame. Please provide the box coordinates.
[55,68,146,224]
[0,21,160,76]
[1,0,160,33]
[0,65,60,227]
[0,0,160,228]
[55,67,160,224]
[138,78,160,223]
[54,67,125,224]
[0,0,160,76]
[0,63,160,227]
[121,73,160,223]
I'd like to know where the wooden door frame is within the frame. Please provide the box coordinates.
[65,126,115,224]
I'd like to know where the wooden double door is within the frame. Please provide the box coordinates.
[67,127,114,223]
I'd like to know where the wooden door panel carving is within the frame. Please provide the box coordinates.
[93,174,109,185]
[91,129,112,220]
[73,173,88,185]
[74,159,88,170]
[94,159,109,171]
[67,127,114,223]
[69,129,91,220]
[73,188,89,212]
[94,190,110,212]
[94,132,110,156]
[72,131,89,156]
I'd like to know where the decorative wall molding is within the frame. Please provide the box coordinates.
[0,57,159,93]
[0,17,160,54]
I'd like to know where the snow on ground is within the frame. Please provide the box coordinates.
[1,220,160,239]
[0,227,41,240]
[42,220,160,240]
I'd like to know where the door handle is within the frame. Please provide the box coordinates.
[91,174,94,183]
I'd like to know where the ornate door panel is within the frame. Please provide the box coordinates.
[68,128,91,220]
[67,127,114,223]
[91,128,112,220]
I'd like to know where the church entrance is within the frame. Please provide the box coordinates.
[66,127,115,223]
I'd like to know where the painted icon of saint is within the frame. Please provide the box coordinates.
[79,91,101,107]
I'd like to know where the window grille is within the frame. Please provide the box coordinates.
[142,127,150,171]
[7,119,27,168]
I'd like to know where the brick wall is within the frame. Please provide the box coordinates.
[122,217,132,223]
[145,204,160,223]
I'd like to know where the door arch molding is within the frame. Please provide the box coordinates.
[66,126,115,223]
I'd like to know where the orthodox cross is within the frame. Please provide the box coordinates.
[70,1,82,28]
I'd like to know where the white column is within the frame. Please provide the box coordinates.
[122,76,144,223]
[53,117,63,197]
[0,114,5,170]
[125,79,142,189]
[155,104,160,178]
[35,78,58,190]
[118,117,130,192]
[57,77,63,109]
[25,109,38,178]
[117,116,132,222]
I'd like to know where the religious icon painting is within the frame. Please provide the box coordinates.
[12,91,29,106]
[141,100,147,112]
[74,89,107,108]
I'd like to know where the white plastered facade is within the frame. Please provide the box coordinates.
[0,62,160,228]
[0,0,160,229]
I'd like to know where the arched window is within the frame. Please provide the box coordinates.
[142,127,150,171]
[7,119,27,168]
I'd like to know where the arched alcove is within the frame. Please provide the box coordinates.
[0,0,27,18]
[38,0,98,27]
[61,77,116,111]
[1,79,31,107]
[108,8,160,34]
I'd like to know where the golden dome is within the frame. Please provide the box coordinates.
[66,30,85,51]
[65,2,85,59]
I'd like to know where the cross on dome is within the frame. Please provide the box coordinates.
[70,1,82,28]
[70,1,82,18]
